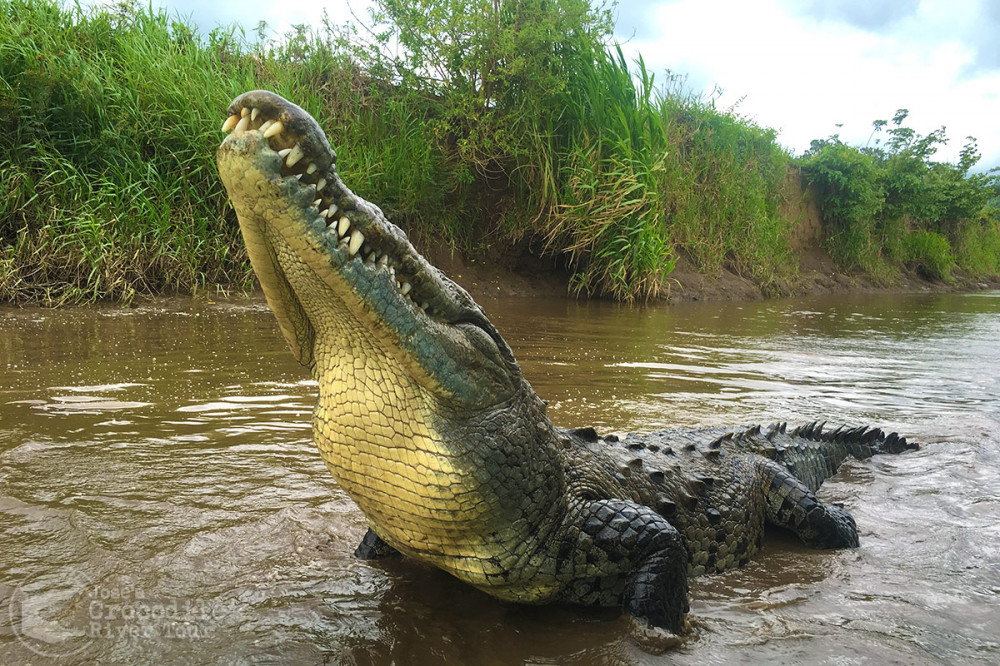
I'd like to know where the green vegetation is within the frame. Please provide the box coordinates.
[800,110,1000,282]
[1,0,997,304]
[1,0,260,303]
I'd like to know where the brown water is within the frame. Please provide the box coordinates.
[1,291,999,665]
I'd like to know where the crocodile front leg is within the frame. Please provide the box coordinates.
[354,527,400,559]
[558,499,690,634]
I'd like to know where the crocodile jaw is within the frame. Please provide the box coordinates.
[216,90,521,411]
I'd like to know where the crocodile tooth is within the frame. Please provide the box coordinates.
[320,208,333,219]
[337,216,351,238]
[400,281,412,295]
[259,119,274,134]
[313,199,322,208]
[234,114,250,133]
[251,107,260,121]
[366,252,376,265]
[348,229,365,256]
[221,114,239,132]
[240,107,250,117]
[306,162,318,175]
[326,202,338,217]
[278,147,292,159]
[316,178,327,192]
[263,120,284,138]
[286,144,305,167]
[377,254,388,268]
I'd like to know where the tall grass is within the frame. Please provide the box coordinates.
[521,41,792,300]
[0,0,259,303]
[535,43,674,301]
[656,93,793,293]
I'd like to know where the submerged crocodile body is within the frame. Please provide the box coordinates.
[216,91,918,637]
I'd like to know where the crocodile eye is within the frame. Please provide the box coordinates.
[455,315,516,366]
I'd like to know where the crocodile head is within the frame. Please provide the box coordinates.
[217,92,563,568]
[216,90,523,411]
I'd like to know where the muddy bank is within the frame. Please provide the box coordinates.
[419,238,1000,305]
[665,252,1000,302]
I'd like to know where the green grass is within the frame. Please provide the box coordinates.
[0,0,258,303]
[901,230,955,281]
[954,216,1000,277]
[517,40,792,300]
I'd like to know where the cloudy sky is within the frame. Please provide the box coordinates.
[90,0,1000,171]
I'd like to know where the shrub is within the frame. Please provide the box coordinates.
[800,109,999,282]
[901,230,954,281]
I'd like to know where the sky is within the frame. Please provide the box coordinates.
[86,0,1000,172]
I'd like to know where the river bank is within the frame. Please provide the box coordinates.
[418,236,1000,305]
[414,166,1000,304]
[5,1,996,308]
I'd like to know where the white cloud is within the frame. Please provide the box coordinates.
[615,0,1000,170]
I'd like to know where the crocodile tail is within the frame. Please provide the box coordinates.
[781,421,919,457]
[718,421,919,492]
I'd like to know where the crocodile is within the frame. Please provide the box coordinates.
[216,90,918,639]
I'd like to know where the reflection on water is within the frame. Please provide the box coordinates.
[1,292,999,664]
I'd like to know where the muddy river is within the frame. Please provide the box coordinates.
[1,291,998,664]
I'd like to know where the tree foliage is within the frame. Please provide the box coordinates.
[800,110,1000,281]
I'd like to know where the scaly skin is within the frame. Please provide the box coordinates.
[216,91,919,637]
